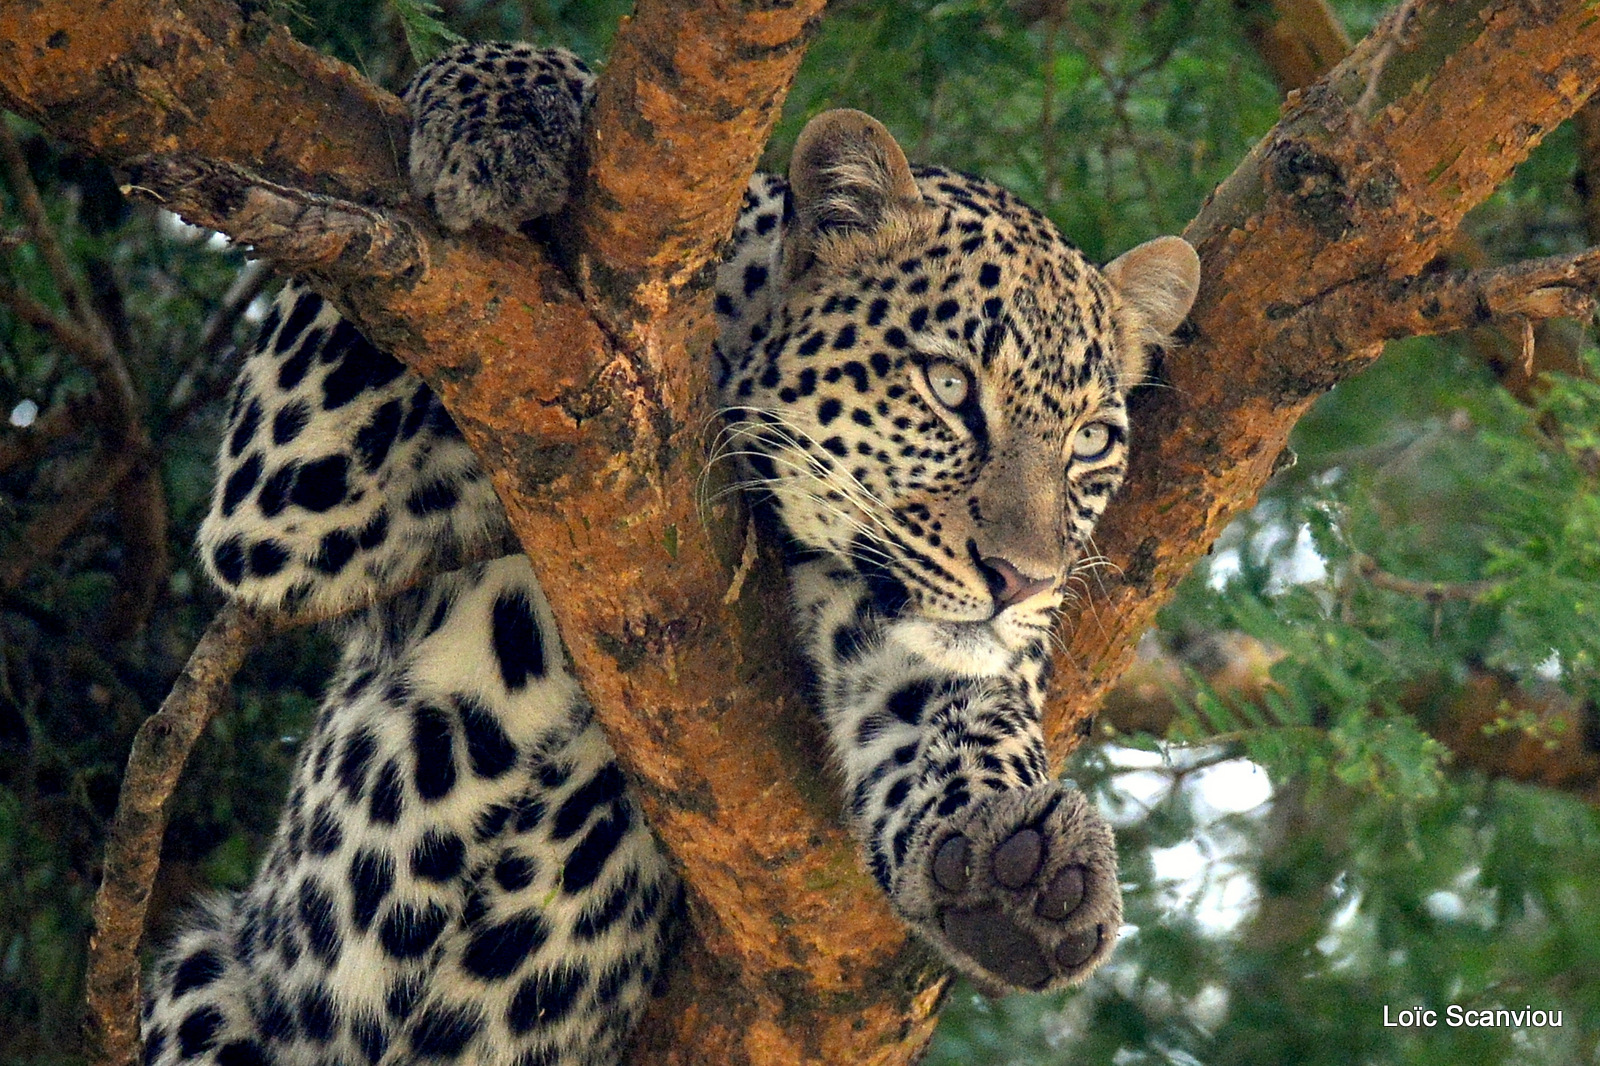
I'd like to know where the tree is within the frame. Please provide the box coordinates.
[1,0,1598,1063]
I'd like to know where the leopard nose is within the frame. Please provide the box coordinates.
[978,557,1055,610]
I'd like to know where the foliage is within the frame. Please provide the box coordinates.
[0,121,336,1063]
[390,0,465,64]
[2,1,1597,1064]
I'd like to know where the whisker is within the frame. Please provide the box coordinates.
[707,412,904,550]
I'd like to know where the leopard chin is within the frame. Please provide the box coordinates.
[886,610,1057,678]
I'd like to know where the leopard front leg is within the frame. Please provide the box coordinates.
[197,43,599,617]
[885,736,1121,990]
[795,562,1122,992]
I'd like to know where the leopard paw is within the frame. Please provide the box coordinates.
[896,783,1121,991]
[404,42,595,232]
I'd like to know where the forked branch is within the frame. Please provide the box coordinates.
[82,534,516,1066]
[1046,0,1600,750]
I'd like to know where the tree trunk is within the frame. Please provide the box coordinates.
[4,1,1599,1063]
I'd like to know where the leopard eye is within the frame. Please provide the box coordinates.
[924,360,971,409]
[1072,422,1114,462]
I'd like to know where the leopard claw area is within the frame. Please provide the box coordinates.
[897,783,1121,991]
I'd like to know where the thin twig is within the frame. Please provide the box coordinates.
[1352,0,1418,122]
[0,120,102,337]
[0,450,140,592]
[0,122,142,434]
[0,275,116,368]
[1515,314,1535,376]
[1287,246,1600,356]
[1352,552,1501,603]
[721,517,760,605]
[1,126,170,624]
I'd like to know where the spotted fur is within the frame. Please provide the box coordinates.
[145,41,1199,1066]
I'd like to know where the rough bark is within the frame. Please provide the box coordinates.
[81,540,528,1066]
[8,3,940,1064]
[5,1,1600,1064]
[0,0,410,203]
[1229,0,1591,406]
[1107,0,1598,789]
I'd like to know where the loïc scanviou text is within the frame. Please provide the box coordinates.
[1383,1006,1563,1028]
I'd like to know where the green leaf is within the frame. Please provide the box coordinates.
[390,0,463,64]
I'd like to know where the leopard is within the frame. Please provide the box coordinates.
[141,39,1200,1066]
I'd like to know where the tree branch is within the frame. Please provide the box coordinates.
[82,531,518,1066]
[1232,0,1596,406]
[0,274,116,380]
[1350,0,1418,124]
[1098,634,1600,808]
[1232,0,1352,96]
[1351,553,1502,604]
[121,156,427,283]
[2,119,169,626]
[11,4,917,1063]
[1290,248,1600,353]
[0,0,410,205]
[0,119,103,336]
[571,1,825,332]
[85,602,268,1066]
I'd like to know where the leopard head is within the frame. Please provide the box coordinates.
[724,110,1199,668]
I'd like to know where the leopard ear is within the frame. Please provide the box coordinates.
[785,109,922,280]
[1103,235,1201,384]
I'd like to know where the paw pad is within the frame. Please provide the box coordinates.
[1035,864,1085,920]
[992,827,1042,888]
[899,784,1121,992]
[941,904,1050,989]
[932,835,970,892]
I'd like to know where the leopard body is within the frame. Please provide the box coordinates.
[142,40,1199,1066]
